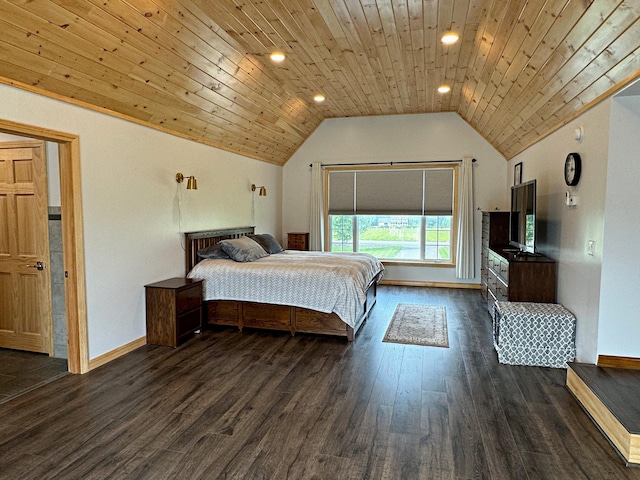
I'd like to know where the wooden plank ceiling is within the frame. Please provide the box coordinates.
[1,0,639,165]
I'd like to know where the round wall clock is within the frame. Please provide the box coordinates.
[564,152,582,186]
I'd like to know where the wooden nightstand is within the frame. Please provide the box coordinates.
[287,232,309,251]
[145,277,203,347]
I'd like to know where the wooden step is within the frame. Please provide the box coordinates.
[566,363,640,466]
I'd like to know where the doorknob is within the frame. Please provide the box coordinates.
[26,261,45,271]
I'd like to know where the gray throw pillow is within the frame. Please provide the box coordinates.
[249,233,284,254]
[219,236,269,262]
[197,243,230,259]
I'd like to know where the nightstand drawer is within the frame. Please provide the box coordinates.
[177,309,202,337]
[176,286,202,314]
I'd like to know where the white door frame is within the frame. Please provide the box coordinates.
[0,118,88,374]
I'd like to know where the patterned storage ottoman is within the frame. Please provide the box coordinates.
[493,301,576,368]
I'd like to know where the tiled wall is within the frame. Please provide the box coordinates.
[48,207,67,359]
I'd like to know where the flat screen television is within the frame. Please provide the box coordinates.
[509,179,537,254]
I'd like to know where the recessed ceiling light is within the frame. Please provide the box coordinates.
[438,85,451,94]
[441,32,459,45]
[270,51,285,63]
[313,94,325,103]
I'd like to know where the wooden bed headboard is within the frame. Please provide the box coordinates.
[184,226,255,272]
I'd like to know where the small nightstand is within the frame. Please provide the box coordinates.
[287,232,309,251]
[145,277,203,347]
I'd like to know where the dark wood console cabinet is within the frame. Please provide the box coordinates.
[481,211,557,318]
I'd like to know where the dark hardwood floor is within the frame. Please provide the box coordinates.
[0,348,68,405]
[1,286,638,479]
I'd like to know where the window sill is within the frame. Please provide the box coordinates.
[381,260,455,268]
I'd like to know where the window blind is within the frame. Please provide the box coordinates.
[327,171,355,214]
[424,168,454,215]
[355,170,423,214]
[328,167,454,215]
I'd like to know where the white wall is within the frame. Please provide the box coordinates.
[0,84,281,359]
[282,112,508,285]
[508,101,611,363]
[598,96,640,358]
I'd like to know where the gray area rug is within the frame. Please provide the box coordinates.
[383,304,449,348]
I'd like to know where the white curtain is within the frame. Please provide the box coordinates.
[456,157,475,278]
[309,162,324,251]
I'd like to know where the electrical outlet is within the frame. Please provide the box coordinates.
[587,240,595,256]
[565,191,579,206]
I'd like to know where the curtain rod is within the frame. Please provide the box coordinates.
[309,158,476,168]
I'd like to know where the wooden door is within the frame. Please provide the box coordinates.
[0,141,52,353]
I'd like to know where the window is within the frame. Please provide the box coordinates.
[326,166,457,263]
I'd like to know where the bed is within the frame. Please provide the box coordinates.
[184,227,383,341]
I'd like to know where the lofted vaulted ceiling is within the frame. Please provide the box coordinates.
[0,0,639,165]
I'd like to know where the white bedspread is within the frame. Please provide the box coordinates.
[187,251,384,328]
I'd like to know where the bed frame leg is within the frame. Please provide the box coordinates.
[347,327,354,342]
